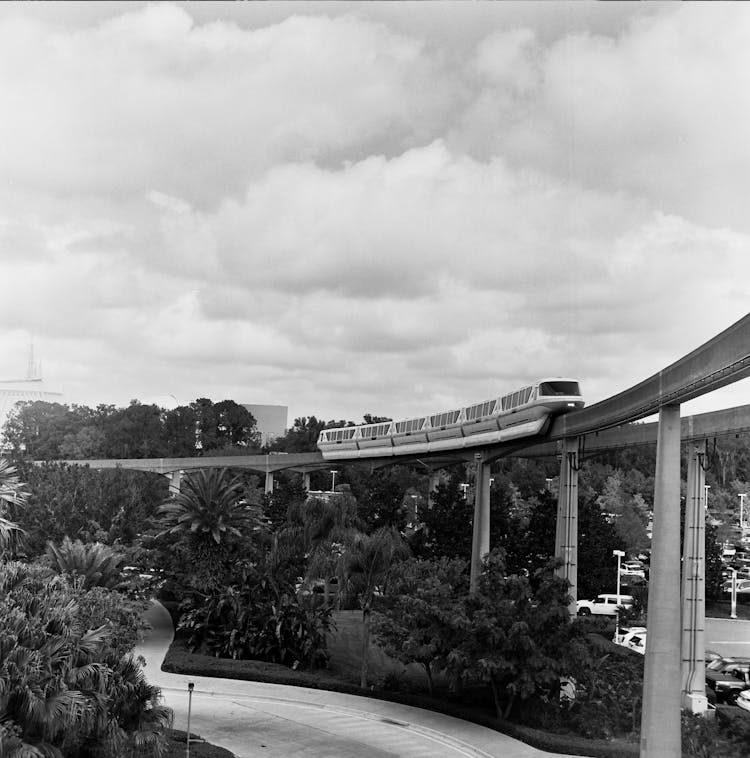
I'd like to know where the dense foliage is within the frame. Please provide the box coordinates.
[0,561,169,758]
[179,571,333,669]
[14,462,167,557]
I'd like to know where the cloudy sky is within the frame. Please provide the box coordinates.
[2,1,749,426]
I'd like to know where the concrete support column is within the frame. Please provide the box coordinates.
[554,437,580,617]
[681,444,708,713]
[302,471,311,492]
[265,470,274,495]
[428,472,441,506]
[167,470,183,496]
[470,453,492,592]
[641,404,682,758]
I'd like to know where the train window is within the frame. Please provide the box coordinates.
[539,381,581,397]
[522,387,532,404]
[396,418,425,433]
[430,410,460,426]
[501,394,513,411]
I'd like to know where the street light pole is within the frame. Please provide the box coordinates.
[613,549,625,642]
[330,470,337,493]
[740,493,747,529]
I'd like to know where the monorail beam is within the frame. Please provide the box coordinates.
[681,444,708,714]
[554,438,579,617]
[469,454,491,592]
[551,312,750,440]
[515,404,750,460]
[641,405,682,758]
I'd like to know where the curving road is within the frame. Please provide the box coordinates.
[135,601,583,758]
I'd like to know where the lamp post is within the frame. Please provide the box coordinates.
[330,470,337,493]
[740,493,747,529]
[185,682,194,758]
[730,568,738,620]
[613,549,625,642]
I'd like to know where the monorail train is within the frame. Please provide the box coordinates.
[317,378,584,460]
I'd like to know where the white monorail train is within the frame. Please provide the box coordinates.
[317,378,584,460]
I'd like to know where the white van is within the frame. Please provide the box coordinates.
[576,593,633,617]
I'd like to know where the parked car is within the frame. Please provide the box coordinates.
[576,594,634,617]
[721,578,750,594]
[615,627,647,655]
[621,560,645,573]
[708,659,750,688]
[705,666,749,704]
[736,689,750,713]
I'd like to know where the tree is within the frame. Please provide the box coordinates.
[263,473,308,531]
[16,462,167,557]
[372,557,468,695]
[448,550,574,719]
[418,473,474,560]
[3,400,78,459]
[347,465,424,532]
[213,399,259,448]
[157,468,265,592]
[340,527,409,687]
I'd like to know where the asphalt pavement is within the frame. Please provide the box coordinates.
[135,600,585,758]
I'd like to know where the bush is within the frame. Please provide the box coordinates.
[0,561,171,757]
[682,710,750,757]
[179,573,334,669]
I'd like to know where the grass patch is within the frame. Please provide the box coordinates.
[707,601,750,621]
[163,730,234,758]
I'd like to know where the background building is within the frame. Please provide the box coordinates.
[243,403,288,446]
[0,347,63,443]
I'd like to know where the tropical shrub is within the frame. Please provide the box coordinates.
[0,561,171,757]
[45,536,128,590]
[179,572,333,669]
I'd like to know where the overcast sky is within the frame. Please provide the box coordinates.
[2,1,748,425]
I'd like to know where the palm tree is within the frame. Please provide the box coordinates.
[340,527,409,688]
[0,561,172,758]
[158,468,264,590]
[45,536,128,590]
[0,458,28,556]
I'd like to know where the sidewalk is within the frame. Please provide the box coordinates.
[135,600,586,758]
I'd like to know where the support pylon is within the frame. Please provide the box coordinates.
[641,404,682,758]
[554,437,580,617]
[681,444,708,713]
[469,453,491,592]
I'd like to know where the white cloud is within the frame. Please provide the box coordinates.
[0,2,748,425]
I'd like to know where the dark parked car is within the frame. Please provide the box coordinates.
[706,663,749,704]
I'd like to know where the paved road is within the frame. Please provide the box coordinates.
[706,617,750,658]
[135,601,583,758]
